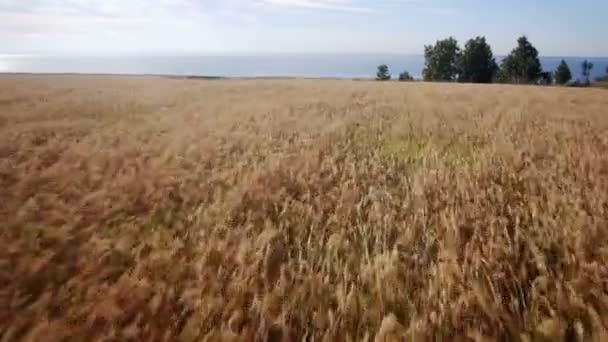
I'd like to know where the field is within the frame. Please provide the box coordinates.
[1,75,608,341]
[593,81,608,89]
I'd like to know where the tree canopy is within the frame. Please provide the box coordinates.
[581,60,594,85]
[498,36,542,84]
[458,36,498,83]
[398,70,414,81]
[378,35,600,87]
[376,64,391,81]
[422,37,461,81]
[554,60,572,85]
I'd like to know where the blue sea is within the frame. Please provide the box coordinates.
[1,54,607,80]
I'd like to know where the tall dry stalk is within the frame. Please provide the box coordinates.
[1,75,607,340]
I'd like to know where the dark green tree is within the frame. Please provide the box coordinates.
[498,36,542,84]
[458,37,497,83]
[581,59,594,85]
[539,71,553,85]
[376,64,391,81]
[599,65,608,81]
[554,60,572,85]
[422,37,461,81]
[597,65,608,82]
[398,70,414,81]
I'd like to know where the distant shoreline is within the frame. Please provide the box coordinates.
[0,72,377,81]
[2,54,606,81]
[1,73,607,90]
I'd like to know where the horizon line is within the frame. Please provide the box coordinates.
[2,52,608,59]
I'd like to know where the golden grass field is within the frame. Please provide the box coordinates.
[1,75,608,341]
[593,81,608,89]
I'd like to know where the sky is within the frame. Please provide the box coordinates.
[0,0,607,56]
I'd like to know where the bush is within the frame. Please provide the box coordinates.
[398,70,414,81]
[538,72,553,85]
[554,60,572,85]
[581,60,594,85]
[376,64,391,81]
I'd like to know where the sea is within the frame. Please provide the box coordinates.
[1,54,607,80]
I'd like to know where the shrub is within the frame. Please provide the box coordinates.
[398,70,414,81]
[376,64,391,81]
[554,60,572,85]
[581,60,594,85]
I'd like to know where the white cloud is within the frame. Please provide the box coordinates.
[258,0,379,13]
[0,0,392,15]
[0,0,197,17]
[0,0,460,54]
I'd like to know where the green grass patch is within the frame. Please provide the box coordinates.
[380,134,428,166]
[380,132,481,167]
[439,138,475,165]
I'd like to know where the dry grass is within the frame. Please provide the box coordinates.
[1,75,608,341]
[592,81,608,89]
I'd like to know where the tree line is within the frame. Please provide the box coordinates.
[376,36,605,86]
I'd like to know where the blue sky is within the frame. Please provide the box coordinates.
[0,0,606,56]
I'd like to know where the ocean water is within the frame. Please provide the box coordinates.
[1,54,607,80]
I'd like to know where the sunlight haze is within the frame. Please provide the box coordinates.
[1,0,606,56]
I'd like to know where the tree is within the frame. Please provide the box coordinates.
[554,60,572,85]
[581,59,594,85]
[398,70,414,81]
[422,37,461,81]
[376,64,391,81]
[498,36,542,84]
[538,72,553,85]
[458,36,498,83]
[596,65,608,82]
